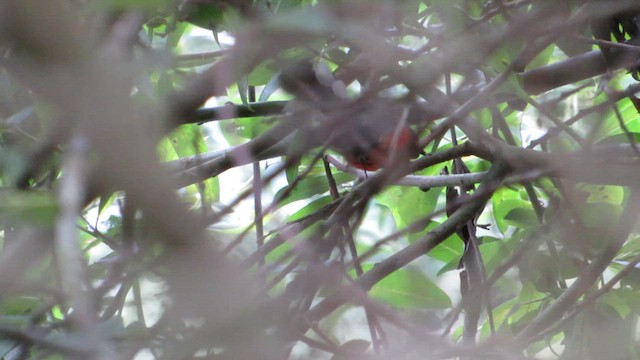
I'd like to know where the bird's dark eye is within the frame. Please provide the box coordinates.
[357,154,373,166]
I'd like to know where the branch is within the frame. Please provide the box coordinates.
[326,154,487,188]
[190,101,288,125]
[180,46,629,125]
[55,134,106,355]
[513,188,640,345]
[472,142,640,186]
[0,322,92,357]
[306,161,511,322]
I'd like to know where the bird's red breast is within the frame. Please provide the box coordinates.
[345,127,422,171]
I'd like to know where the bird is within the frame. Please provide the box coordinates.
[279,59,424,171]
[344,125,423,171]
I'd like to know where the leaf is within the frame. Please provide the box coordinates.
[1,296,41,316]
[274,173,354,207]
[97,192,116,216]
[430,233,464,265]
[259,73,282,102]
[166,21,189,49]
[0,190,57,227]
[510,283,548,326]
[264,236,292,264]
[601,289,634,319]
[415,221,464,265]
[285,158,300,185]
[483,231,526,275]
[472,107,493,129]
[579,202,622,229]
[598,132,640,145]
[360,266,451,309]
[578,184,625,205]
[286,195,333,222]
[234,116,276,139]
[157,136,179,161]
[480,282,547,337]
[595,99,640,143]
[397,186,443,228]
[248,61,277,87]
[617,235,640,261]
[202,177,220,204]
[503,207,538,228]
[377,164,444,229]
[492,187,535,233]
[238,76,249,106]
[181,3,225,31]
[167,124,207,158]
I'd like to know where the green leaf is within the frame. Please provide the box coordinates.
[397,186,443,228]
[166,21,189,49]
[429,232,464,265]
[248,61,278,87]
[181,4,225,31]
[285,158,300,185]
[415,220,463,265]
[0,190,57,227]
[157,135,179,161]
[472,107,493,129]
[617,235,640,261]
[275,174,354,207]
[167,124,207,158]
[361,266,451,309]
[595,98,640,143]
[1,296,41,316]
[579,202,622,229]
[503,206,538,228]
[511,283,548,326]
[483,232,525,275]
[238,75,250,106]
[480,283,547,337]
[492,187,534,233]
[202,177,220,204]
[601,288,634,319]
[377,164,444,229]
[259,73,282,102]
[233,116,277,139]
[286,195,333,222]
[579,184,625,205]
[97,192,116,216]
[264,236,292,264]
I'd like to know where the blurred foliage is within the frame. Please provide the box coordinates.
[0,0,640,359]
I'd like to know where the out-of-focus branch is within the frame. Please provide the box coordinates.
[54,134,108,358]
[514,188,640,346]
[190,101,288,124]
[179,42,640,127]
[178,49,611,125]
[306,161,510,323]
